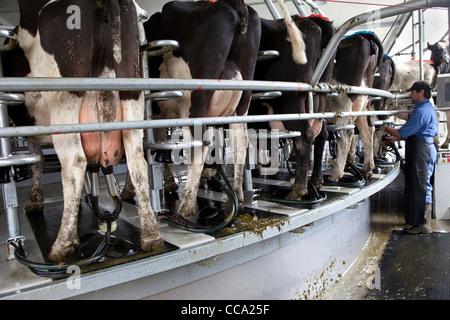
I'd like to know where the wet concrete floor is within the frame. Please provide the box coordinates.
[318,172,450,300]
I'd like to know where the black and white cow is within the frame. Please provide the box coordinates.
[326,31,383,182]
[390,41,448,91]
[389,40,449,147]
[14,0,163,262]
[144,0,304,217]
[249,14,335,200]
[2,43,47,215]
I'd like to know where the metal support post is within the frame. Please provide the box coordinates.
[0,53,24,260]
[412,12,416,60]
[139,22,164,214]
[418,9,425,81]
[243,135,256,205]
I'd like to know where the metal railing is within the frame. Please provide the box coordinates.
[0,76,412,138]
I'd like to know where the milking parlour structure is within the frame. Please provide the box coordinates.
[0,0,449,300]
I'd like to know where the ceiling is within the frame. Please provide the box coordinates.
[0,0,448,60]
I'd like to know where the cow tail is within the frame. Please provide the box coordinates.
[363,32,383,68]
[239,5,248,34]
[275,0,307,64]
[107,0,122,64]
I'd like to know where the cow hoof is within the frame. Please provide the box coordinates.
[180,210,196,218]
[25,203,44,215]
[225,199,243,213]
[141,235,164,252]
[327,174,341,183]
[48,239,79,263]
[178,202,197,218]
[441,144,449,149]
[310,176,323,190]
[285,190,307,201]
[362,170,373,180]
[164,181,179,194]
[120,189,136,204]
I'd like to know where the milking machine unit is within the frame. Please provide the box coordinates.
[324,123,366,188]
[0,26,130,277]
[144,124,239,232]
[0,45,122,277]
[9,145,125,277]
[84,164,122,232]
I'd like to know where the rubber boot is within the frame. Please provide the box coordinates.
[404,204,432,234]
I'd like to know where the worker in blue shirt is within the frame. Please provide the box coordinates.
[385,81,438,234]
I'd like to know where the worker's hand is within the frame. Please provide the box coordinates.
[384,135,397,145]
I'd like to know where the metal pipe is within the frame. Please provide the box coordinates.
[0,109,415,138]
[383,12,412,54]
[303,0,325,16]
[264,0,282,19]
[0,28,16,40]
[418,9,424,80]
[292,0,307,16]
[309,0,450,86]
[412,12,416,59]
[0,77,396,98]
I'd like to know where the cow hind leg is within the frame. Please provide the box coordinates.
[119,171,136,204]
[48,133,86,262]
[355,116,375,179]
[229,122,248,210]
[329,123,354,182]
[24,137,45,214]
[163,163,179,194]
[178,126,208,218]
[286,123,314,201]
[122,98,163,251]
[311,121,327,190]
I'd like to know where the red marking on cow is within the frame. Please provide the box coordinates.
[410,60,434,63]
[307,14,330,22]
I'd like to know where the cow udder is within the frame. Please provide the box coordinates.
[79,91,124,167]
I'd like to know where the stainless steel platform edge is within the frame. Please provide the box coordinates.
[0,163,399,300]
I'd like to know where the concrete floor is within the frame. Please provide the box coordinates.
[318,172,450,300]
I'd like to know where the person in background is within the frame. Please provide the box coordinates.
[384,80,439,234]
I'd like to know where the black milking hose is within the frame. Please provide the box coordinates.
[163,165,239,233]
[12,215,113,278]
